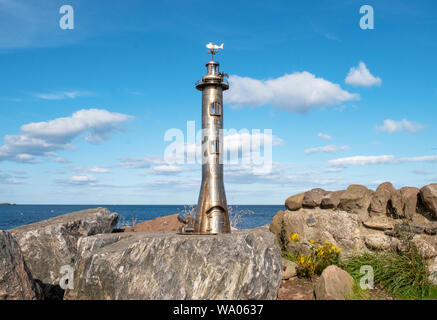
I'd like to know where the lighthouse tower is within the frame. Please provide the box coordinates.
[193,44,231,234]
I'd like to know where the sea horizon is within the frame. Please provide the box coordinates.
[0,204,283,231]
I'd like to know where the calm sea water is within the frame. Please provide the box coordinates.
[0,205,283,230]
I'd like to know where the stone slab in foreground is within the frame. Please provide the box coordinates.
[9,207,118,287]
[65,227,281,300]
[0,230,42,300]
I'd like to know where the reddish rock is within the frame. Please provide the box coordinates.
[362,216,394,231]
[0,230,42,300]
[400,186,420,220]
[314,265,354,300]
[285,193,304,211]
[270,210,285,238]
[420,184,437,218]
[302,188,328,208]
[121,214,185,232]
[338,184,373,221]
[369,182,403,218]
[321,191,345,209]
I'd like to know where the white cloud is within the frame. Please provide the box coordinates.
[317,133,332,141]
[70,166,111,174]
[330,155,395,166]
[324,167,344,173]
[119,156,164,169]
[55,157,71,163]
[15,153,36,163]
[330,154,437,167]
[305,145,349,154]
[0,173,26,185]
[88,167,110,173]
[71,175,96,183]
[32,91,94,100]
[224,162,287,184]
[400,155,437,163]
[152,165,185,175]
[345,62,382,87]
[56,174,98,186]
[376,119,424,133]
[412,169,433,175]
[225,72,359,113]
[21,109,131,144]
[0,109,132,163]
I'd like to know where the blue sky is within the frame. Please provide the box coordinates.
[0,0,436,204]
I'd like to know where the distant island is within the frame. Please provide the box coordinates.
[0,203,12,206]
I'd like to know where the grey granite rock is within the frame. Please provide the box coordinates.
[65,227,281,300]
[0,230,42,300]
[9,207,118,289]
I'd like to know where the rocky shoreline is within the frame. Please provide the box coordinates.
[0,182,436,300]
[270,182,437,260]
[0,207,280,300]
[270,182,437,299]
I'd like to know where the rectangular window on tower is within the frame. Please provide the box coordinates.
[210,102,221,116]
[210,139,220,154]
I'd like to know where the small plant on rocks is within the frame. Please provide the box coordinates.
[286,233,341,278]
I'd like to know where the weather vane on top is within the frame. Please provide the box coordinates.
[206,42,224,60]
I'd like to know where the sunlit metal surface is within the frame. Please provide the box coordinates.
[180,54,231,235]
[194,58,231,234]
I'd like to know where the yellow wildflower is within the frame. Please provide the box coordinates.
[289,233,300,242]
[298,255,305,264]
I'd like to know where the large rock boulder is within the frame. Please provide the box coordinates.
[321,191,345,209]
[8,207,118,293]
[338,185,373,221]
[65,227,281,300]
[314,265,354,300]
[302,188,328,208]
[420,184,437,218]
[400,187,420,220]
[0,231,42,300]
[369,182,403,218]
[285,193,304,211]
[270,208,365,258]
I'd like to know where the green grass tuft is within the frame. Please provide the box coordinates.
[342,244,437,300]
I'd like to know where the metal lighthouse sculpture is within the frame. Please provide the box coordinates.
[180,43,231,235]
